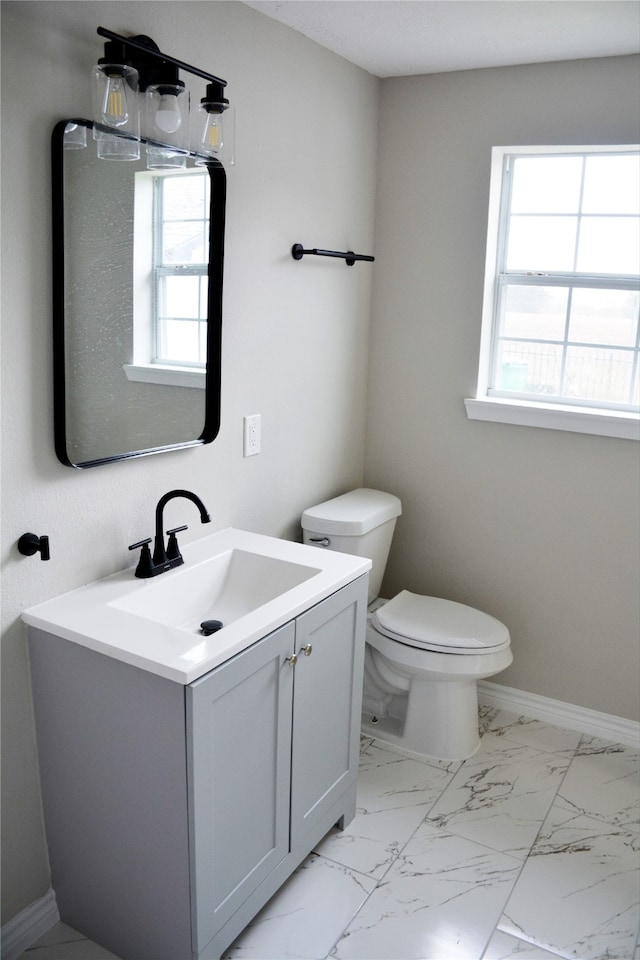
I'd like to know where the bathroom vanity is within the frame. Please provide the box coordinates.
[24,529,370,960]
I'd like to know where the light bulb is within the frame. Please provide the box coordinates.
[202,113,223,154]
[101,74,130,127]
[154,94,182,134]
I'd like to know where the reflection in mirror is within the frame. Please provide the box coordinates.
[52,119,225,468]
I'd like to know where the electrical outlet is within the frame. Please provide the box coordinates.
[243,414,261,457]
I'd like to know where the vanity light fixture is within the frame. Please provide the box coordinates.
[93,27,230,164]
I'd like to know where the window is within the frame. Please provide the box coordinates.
[127,168,210,389]
[466,146,640,440]
[153,171,210,367]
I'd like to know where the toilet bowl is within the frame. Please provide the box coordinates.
[363,591,512,759]
[302,489,512,761]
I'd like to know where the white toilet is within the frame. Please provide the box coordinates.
[302,488,512,761]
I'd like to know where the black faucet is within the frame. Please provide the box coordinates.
[129,489,211,578]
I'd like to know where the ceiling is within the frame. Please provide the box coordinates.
[241,1,640,77]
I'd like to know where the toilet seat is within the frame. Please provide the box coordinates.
[371,590,510,655]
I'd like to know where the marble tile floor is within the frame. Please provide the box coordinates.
[20,708,640,960]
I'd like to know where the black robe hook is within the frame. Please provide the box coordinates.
[18,533,50,561]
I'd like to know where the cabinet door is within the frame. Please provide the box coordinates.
[187,622,295,955]
[290,576,367,848]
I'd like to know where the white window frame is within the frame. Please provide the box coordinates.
[152,171,209,369]
[125,168,209,389]
[465,145,640,441]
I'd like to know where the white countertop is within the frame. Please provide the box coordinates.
[22,528,370,684]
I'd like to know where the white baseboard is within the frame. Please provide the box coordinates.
[478,681,640,748]
[1,889,59,960]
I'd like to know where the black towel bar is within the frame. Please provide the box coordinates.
[291,244,374,266]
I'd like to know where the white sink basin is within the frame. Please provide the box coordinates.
[23,528,371,684]
[110,548,321,630]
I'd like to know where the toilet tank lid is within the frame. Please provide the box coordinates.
[302,488,402,536]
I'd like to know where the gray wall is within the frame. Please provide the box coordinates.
[1,0,378,924]
[366,55,640,721]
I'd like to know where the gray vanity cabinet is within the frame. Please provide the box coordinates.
[290,584,365,848]
[188,577,366,958]
[29,574,367,960]
[187,621,295,953]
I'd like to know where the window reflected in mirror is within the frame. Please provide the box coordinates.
[128,169,210,387]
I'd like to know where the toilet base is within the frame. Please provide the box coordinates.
[361,676,482,761]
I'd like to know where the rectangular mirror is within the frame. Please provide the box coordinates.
[52,119,225,468]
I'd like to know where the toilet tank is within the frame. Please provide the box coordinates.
[302,489,402,603]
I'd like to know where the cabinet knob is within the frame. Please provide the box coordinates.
[301,644,313,657]
[286,654,298,667]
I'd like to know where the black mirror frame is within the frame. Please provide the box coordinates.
[51,119,225,468]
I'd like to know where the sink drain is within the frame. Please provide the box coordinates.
[200,619,224,636]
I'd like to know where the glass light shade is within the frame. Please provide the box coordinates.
[199,108,224,157]
[144,84,190,149]
[93,63,139,134]
[62,122,87,150]
[196,105,234,166]
[94,130,141,161]
[146,146,188,171]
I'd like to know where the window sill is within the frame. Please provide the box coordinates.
[464,397,640,441]
[123,364,205,389]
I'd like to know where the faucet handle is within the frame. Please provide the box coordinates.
[129,537,152,551]
[128,538,154,579]
[166,525,188,562]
